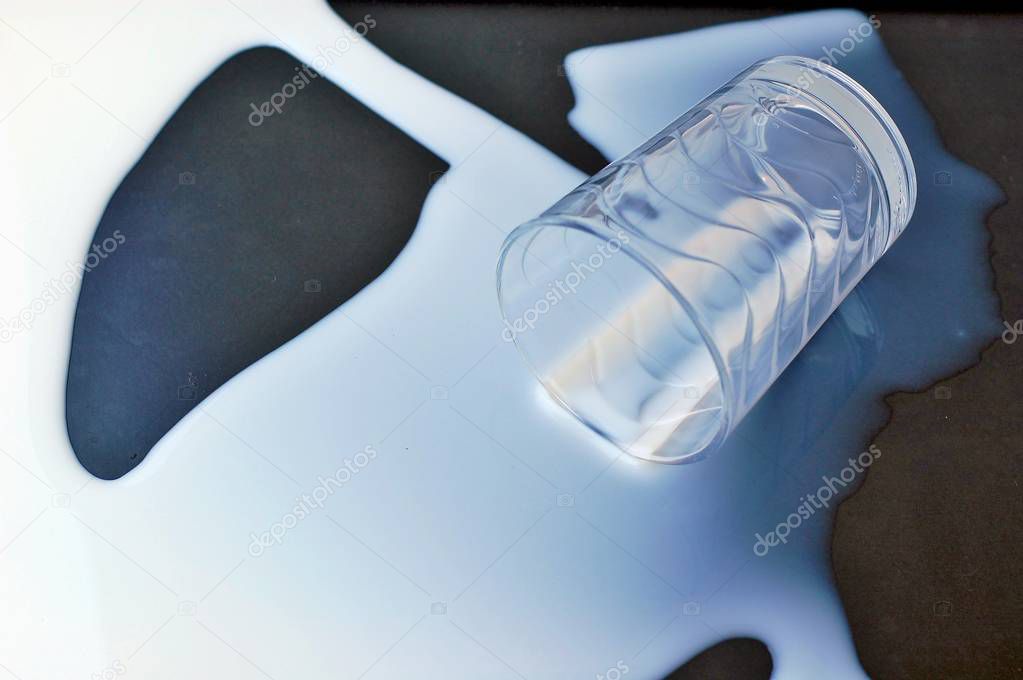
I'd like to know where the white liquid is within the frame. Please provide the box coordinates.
[0,5,999,679]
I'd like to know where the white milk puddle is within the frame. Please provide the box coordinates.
[0,4,999,679]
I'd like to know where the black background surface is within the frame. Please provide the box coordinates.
[67,5,1022,678]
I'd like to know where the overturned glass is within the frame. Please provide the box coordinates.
[497,56,916,463]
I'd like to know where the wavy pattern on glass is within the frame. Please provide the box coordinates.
[497,56,916,463]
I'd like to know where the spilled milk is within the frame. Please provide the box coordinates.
[7,5,1001,680]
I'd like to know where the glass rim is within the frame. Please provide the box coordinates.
[748,55,918,246]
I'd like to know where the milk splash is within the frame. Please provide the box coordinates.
[2,4,999,680]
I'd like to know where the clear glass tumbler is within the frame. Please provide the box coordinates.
[497,56,916,463]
